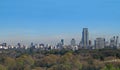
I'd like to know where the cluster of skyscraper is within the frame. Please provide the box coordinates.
[80,28,120,49]
[0,28,120,50]
[56,28,120,50]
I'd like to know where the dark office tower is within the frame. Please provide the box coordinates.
[61,39,64,46]
[116,36,119,48]
[17,43,21,48]
[89,40,92,47]
[113,36,115,40]
[31,42,34,47]
[30,42,35,49]
[2,43,7,47]
[113,36,116,46]
[82,28,89,49]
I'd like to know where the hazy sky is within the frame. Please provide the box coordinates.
[0,0,120,45]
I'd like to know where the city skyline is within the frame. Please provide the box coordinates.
[0,28,119,46]
[0,0,120,44]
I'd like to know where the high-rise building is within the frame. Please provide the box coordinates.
[61,39,64,46]
[105,41,110,47]
[82,28,89,49]
[110,36,119,48]
[30,42,35,49]
[71,38,76,46]
[89,40,92,49]
[110,37,115,48]
[57,39,64,49]
[95,38,105,49]
[2,43,7,47]
[71,38,78,51]
[17,43,21,48]
[116,36,119,48]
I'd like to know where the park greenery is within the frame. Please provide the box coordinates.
[0,48,120,70]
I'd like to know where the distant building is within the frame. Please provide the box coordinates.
[82,28,89,49]
[79,41,83,49]
[39,44,45,49]
[110,37,115,48]
[0,43,8,49]
[57,42,63,49]
[71,38,76,46]
[89,40,92,46]
[95,38,105,49]
[70,38,78,51]
[61,39,64,46]
[110,36,119,49]
[30,42,35,49]
[89,40,92,49]
[72,46,78,51]
[105,41,110,48]
[116,36,119,48]
[17,43,21,48]
[55,39,64,50]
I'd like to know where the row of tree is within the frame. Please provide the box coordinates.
[0,49,120,70]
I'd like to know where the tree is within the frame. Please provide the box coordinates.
[24,65,31,70]
[59,52,82,70]
[40,54,59,67]
[16,55,34,70]
[101,64,117,70]
[0,64,7,70]
[4,57,16,70]
[32,67,44,70]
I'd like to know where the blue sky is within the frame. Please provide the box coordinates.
[0,0,120,45]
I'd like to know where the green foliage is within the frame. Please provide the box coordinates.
[32,67,43,70]
[101,64,119,70]
[59,52,82,70]
[0,64,7,70]
[16,54,34,70]
[4,57,16,70]
[24,65,31,70]
[0,49,120,70]
[116,53,120,59]
[39,54,59,67]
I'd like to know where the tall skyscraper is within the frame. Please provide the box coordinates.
[82,28,89,49]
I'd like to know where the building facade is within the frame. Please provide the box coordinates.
[95,38,105,49]
[71,38,76,46]
[82,28,89,49]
